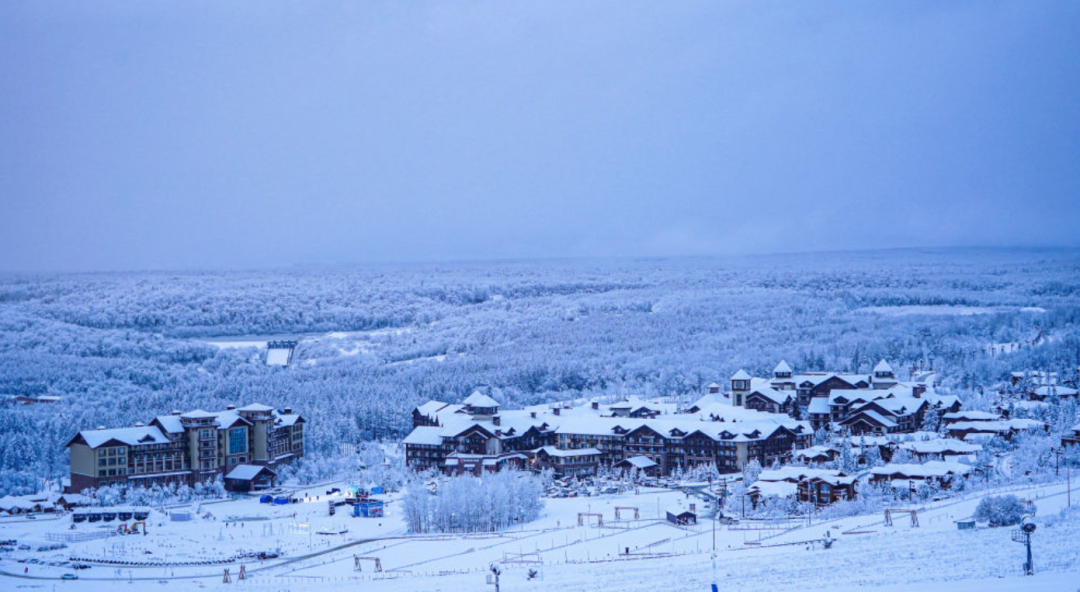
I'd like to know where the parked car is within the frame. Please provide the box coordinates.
[61,573,78,580]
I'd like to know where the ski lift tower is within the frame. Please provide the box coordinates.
[1011,516,1037,576]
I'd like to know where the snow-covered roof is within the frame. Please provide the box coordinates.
[538,446,601,458]
[898,439,982,455]
[618,456,658,469]
[746,386,792,406]
[237,403,275,412]
[845,409,897,429]
[948,419,1046,433]
[212,410,250,429]
[224,464,275,481]
[416,400,450,418]
[871,460,972,479]
[807,397,831,414]
[774,360,792,374]
[732,369,751,381]
[758,467,854,485]
[1032,385,1079,397]
[274,412,302,427]
[180,409,216,419]
[748,480,798,498]
[153,415,184,433]
[794,445,837,460]
[874,360,894,373]
[402,426,445,446]
[76,426,171,449]
[463,391,499,408]
[942,411,1000,422]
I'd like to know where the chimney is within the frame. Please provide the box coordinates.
[591,401,599,410]
[913,385,926,398]
[171,410,181,416]
[97,426,106,430]
[492,415,501,426]
[226,404,236,411]
[134,422,145,427]
[283,407,293,415]
[553,408,561,416]
[530,411,537,419]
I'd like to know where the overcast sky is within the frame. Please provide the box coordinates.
[1,1,1078,271]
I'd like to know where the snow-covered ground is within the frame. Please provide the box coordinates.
[3,479,1077,591]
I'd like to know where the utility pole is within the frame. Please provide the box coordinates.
[712,506,716,551]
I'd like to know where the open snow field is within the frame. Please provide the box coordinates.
[3,480,1078,592]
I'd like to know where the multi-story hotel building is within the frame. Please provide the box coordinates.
[66,404,304,493]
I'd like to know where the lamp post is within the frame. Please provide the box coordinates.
[1053,447,1061,477]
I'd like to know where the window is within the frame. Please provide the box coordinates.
[228,427,248,455]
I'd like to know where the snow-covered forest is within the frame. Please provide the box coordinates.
[1,248,1079,496]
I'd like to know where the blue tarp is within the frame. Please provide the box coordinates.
[259,495,273,504]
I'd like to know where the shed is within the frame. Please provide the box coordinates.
[224,464,277,493]
[615,456,660,477]
[666,509,697,526]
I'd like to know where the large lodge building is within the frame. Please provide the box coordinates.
[66,404,304,493]
[406,391,813,478]
[404,360,962,478]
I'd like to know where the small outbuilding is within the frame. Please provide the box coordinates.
[666,509,697,526]
[615,456,660,478]
[224,464,277,493]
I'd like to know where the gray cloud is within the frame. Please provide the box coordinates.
[1,1,1078,271]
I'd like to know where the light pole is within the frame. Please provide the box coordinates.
[1021,518,1036,576]
[1053,447,1061,477]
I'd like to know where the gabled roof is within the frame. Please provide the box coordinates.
[538,446,600,458]
[224,464,276,481]
[181,409,217,420]
[403,426,444,446]
[807,397,831,414]
[152,415,184,434]
[274,412,303,427]
[842,409,897,429]
[871,460,972,479]
[463,391,499,408]
[212,410,252,429]
[617,456,658,469]
[942,410,999,422]
[746,387,792,406]
[874,360,894,373]
[773,360,792,374]
[732,369,751,381]
[415,401,450,417]
[237,403,275,412]
[747,481,798,498]
[69,426,171,449]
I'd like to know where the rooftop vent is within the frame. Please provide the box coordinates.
[134,422,145,427]
[283,407,293,415]
[226,404,236,411]
[171,410,181,416]
[96,425,106,430]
